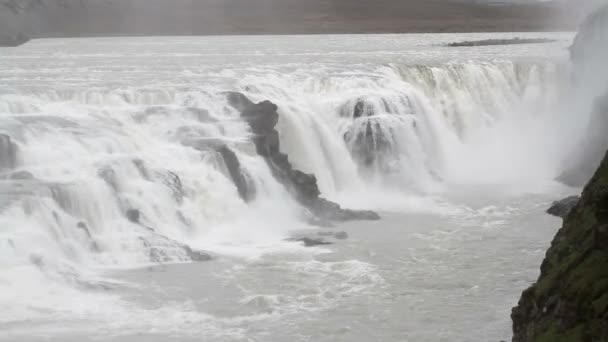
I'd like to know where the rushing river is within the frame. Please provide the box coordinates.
[0,32,584,341]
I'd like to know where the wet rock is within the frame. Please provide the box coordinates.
[186,107,215,123]
[90,241,101,252]
[333,231,349,240]
[176,210,190,226]
[8,170,34,180]
[149,247,171,263]
[547,196,580,219]
[183,244,212,262]
[293,237,332,247]
[76,221,92,238]
[226,91,255,112]
[139,235,211,263]
[252,129,280,156]
[161,171,185,204]
[0,134,18,170]
[339,96,399,172]
[226,92,380,223]
[447,38,555,47]
[0,33,29,47]
[512,149,608,340]
[97,166,118,191]
[126,209,141,224]
[132,159,149,179]
[349,118,393,168]
[217,145,255,202]
[309,198,380,222]
[353,99,369,119]
[241,100,279,134]
[29,254,44,268]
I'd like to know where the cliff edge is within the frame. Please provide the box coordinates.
[511,6,608,342]
[512,150,608,341]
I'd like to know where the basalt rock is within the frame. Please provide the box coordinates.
[447,38,556,47]
[138,230,211,263]
[8,170,34,180]
[126,209,141,224]
[340,96,399,172]
[226,92,380,222]
[333,231,349,240]
[0,33,29,47]
[0,134,18,170]
[217,144,255,202]
[547,196,580,220]
[512,152,608,341]
[292,237,332,247]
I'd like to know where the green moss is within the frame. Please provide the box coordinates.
[536,324,586,342]
[592,293,608,315]
[513,153,608,342]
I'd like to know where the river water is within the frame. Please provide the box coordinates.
[0,32,583,341]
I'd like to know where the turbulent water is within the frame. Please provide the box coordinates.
[0,32,585,341]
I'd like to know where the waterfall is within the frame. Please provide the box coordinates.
[0,44,576,324]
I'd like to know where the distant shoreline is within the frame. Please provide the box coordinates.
[447,37,558,47]
[0,0,585,40]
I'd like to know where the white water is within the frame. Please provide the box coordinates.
[0,32,585,341]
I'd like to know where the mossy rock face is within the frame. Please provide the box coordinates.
[512,151,608,342]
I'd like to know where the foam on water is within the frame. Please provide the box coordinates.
[0,33,586,339]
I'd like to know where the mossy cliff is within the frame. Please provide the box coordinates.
[511,6,608,339]
[512,151,608,341]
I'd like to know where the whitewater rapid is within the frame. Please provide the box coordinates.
[0,32,582,341]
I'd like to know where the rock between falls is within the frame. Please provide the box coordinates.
[225,91,380,222]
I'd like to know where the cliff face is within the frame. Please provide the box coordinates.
[512,8,608,340]
[512,151,608,341]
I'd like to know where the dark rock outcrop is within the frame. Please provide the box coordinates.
[0,32,29,47]
[512,151,608,341]
[333,231,349,240]
[226,92,379,222]
[217,145,255,202]
[447,38,556,47]
[340,96,404,175]
[547,196,580,220]
[0,134,18,170]
[139,235,212,263]
[126,209,141,224]
[291,237,332,247]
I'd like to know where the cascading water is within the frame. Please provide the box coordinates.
[0,33,583,340]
